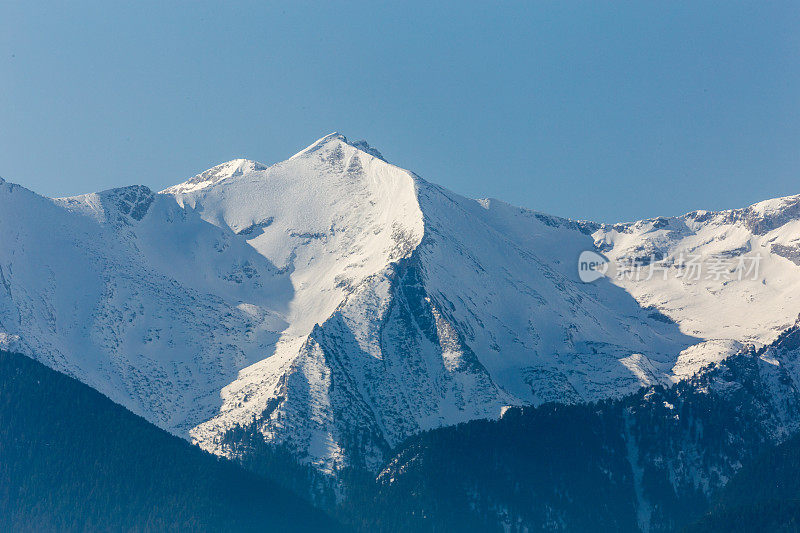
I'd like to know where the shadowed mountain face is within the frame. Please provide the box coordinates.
[0,350,344,533]
[3,133,800,473]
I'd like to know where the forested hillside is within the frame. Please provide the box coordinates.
[353,347,800,532]
[0,350,343,532]
[687,431,800,532]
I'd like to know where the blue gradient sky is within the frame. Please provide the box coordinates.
[2,1,798,222]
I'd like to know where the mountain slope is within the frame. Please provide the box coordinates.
[0,349,342,532]
[594,195,800,350]
[3,133,800,472]
[686,431,800,532]
[684,326,800,532]
[165,134,705,470]
[364,327,800,532]
[0,177,291,437]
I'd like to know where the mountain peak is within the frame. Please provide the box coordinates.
[161,158,267,195]
[291,132,386,162]
[54,185,156,224]
[161,134,387,196]
[348,139,385,161]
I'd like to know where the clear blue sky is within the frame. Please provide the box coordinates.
[2,1,798,222]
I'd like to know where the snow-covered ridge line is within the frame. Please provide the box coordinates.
[3,133,800,472]
[288,132,386,162]
[160,159,269,195]
[162,133,388,197]
[600,192,800,236]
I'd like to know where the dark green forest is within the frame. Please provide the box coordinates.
[0,350,343,532]
[686,430,800,532]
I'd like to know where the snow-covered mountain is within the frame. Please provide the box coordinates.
[2,133,800,471]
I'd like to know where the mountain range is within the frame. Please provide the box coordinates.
[3,133,800,529]
[3,133,800,470]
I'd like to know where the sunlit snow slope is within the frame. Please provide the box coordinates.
[3,133,800,471]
